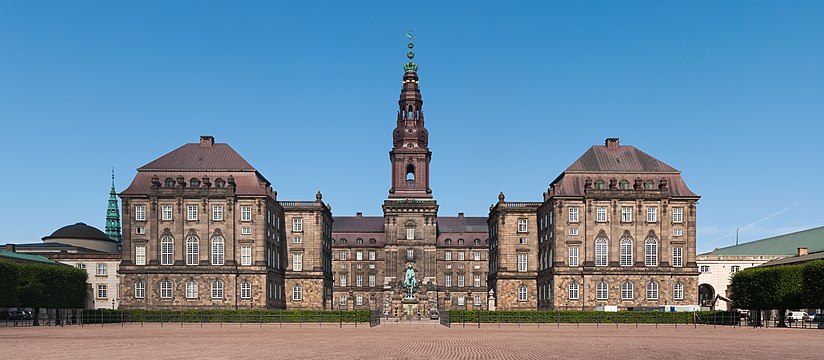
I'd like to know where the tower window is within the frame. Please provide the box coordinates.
[406,164,415,186]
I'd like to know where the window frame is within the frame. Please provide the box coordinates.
[646,281,659,300]
[241,206,252,222]
[672,247,683,267]
[134,281,145,299]
[621,207,633,223]
[241,245,252,266]
[160,280,173,299]
[620,238,633,266]
[595,238,608,266]
[135,245,146,266]
[135,205,146,221]
[186,281,198,299]
[568,282,579,300]
[186,205,198,221]
[645,238,659,267]
[596,207,607,222]
[186,236,199,266]
[568,208,579,223]
[621,281,634,300]
[211,280,224,299]
[211,236,225,265]
[596,281,608,300]
[161,205,173,221]
[240,281,251,299]
[568,246,579,267]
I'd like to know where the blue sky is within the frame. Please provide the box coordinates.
[0,1,821,253]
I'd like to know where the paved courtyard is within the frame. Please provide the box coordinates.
[1,321,821,359]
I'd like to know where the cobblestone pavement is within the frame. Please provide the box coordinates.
[1,322,821,359]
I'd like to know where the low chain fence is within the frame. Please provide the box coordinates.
[443,310,770,328]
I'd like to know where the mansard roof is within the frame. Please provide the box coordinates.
[332,216,385,233]
[550,139,698,198]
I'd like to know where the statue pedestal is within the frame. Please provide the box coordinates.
[401,297,420,319]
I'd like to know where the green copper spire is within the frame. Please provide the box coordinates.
[105,168,122,244]
[403,32,418,73]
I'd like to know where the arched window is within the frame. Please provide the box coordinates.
[445,238,452,245]
[645,238,658,266]
[406,164,415,186]
[240,281,252,299]
[356,238,363,244]
[292,284,303,301]
[595,238,608,266]
[620,238,633,266]
[405,222,415,240]
[518,285,528,301]
[186,237,199,265]
[185,280,198,298]
[368,238,376,244]
[646,281,659,300]
[457,238,464,245]
[211,236,225,265]
[643,180,654,190]
[160,280,172,299]
[340,238,347,244]
[621,281,634,300]
[595,180,605,190]
[215,178,225,188]
[190,178,200,188]
[211,280,224,299]
[474,238,481,245]
[568,282,579,300]
[620,180,630,190]
[596,281,608,300]
[160,236,174,265]
[164,178,175,188]
[134,281,145,299]
[673,282,684,301]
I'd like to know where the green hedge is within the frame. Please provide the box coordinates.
[81,309,371,324]
[801,260,824,309]
[730,263,809,310]
[0,259,87,309]
[447,310,738,325]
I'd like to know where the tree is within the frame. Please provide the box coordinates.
[730,265,803,327]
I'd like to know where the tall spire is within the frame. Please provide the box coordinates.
[389,34,432,199]
[105,168,122,244]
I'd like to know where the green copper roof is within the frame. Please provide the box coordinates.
[0,250,59,264]
[105,169,122,244]
[710,226,824,256]
[403,33,418,73]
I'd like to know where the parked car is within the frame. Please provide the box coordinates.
[810,314,824,323]
[786,311,807,322]
[803,313,817,322]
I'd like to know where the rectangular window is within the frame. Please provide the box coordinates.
[135,245,146,266]
[187,205,198,221]
[474,295,482,306]
[135,227,145,235]
[97,284,107,299]
[368,251,376,261]
[97,263,107,276]
[241,227,252,235]
[517,219,528,233]
[700,265,709,273]
[569,283,579,300]
[135,282,145,299]
[672,247,683,267]
[457,275,465,287]
[339,274,347,287]
[596,207,607,222]
[517,253,528,272]
[293,253,303,272]
[135,205,146,221]
[356,251,363,261]
[293,236,302,243]
[368,274,376,287]
[241,206,252,221]
[569,228,578,236]
[161,205,173,220]
[673,228,683,236]
[473,252,481,261]
[445,251,452,261]
[186,282,198,299]
[519,237,528,245]
[356,274,363,287]
[568,247,579,267]
[731,265,741,273]
[473,275,481,287]
[241,282,251,299]
[356,295,363,306]
[211,282,224,299]
[369,263,375,269]
[339,295,347,305]
[621,207,632,222]
[339,251,347,260]
[407,249,414,260]
[673,208,683,223]
[75,263,86,270]
[211,239,224,265]
[457,252,465,261]
[406,228,415,240]
[241,246,252,266]
[445,274,452,287]
[646,208,657,223]
[212,205,223,221]
[457,296,465,306]
[568,208,579,223]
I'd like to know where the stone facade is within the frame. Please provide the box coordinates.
[282,196,334,310]
[487,195,540,310]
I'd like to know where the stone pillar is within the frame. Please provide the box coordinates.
[488,289,497,311]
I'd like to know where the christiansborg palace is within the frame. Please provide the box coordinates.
[116,40,700,314]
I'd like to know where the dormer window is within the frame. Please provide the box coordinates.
[165,178,175,188]
[215,178,225,188]
[190,178,200,188]
[644,180,654,190]
[620,180,630,190]
[595,180,605,190]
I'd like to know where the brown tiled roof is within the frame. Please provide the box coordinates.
[332,216,385,233]
[437,216,487,233]
[121,171,270,196]
[332,233,386,248]
[552,174,697,197]
[566,145,679,173]
[139,143,255,171]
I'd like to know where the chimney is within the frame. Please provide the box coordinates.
[605,138,620,148]
[458,212,464,219]
[797,247,808,257]
[200,135,215,148]
[356,212,363,219]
